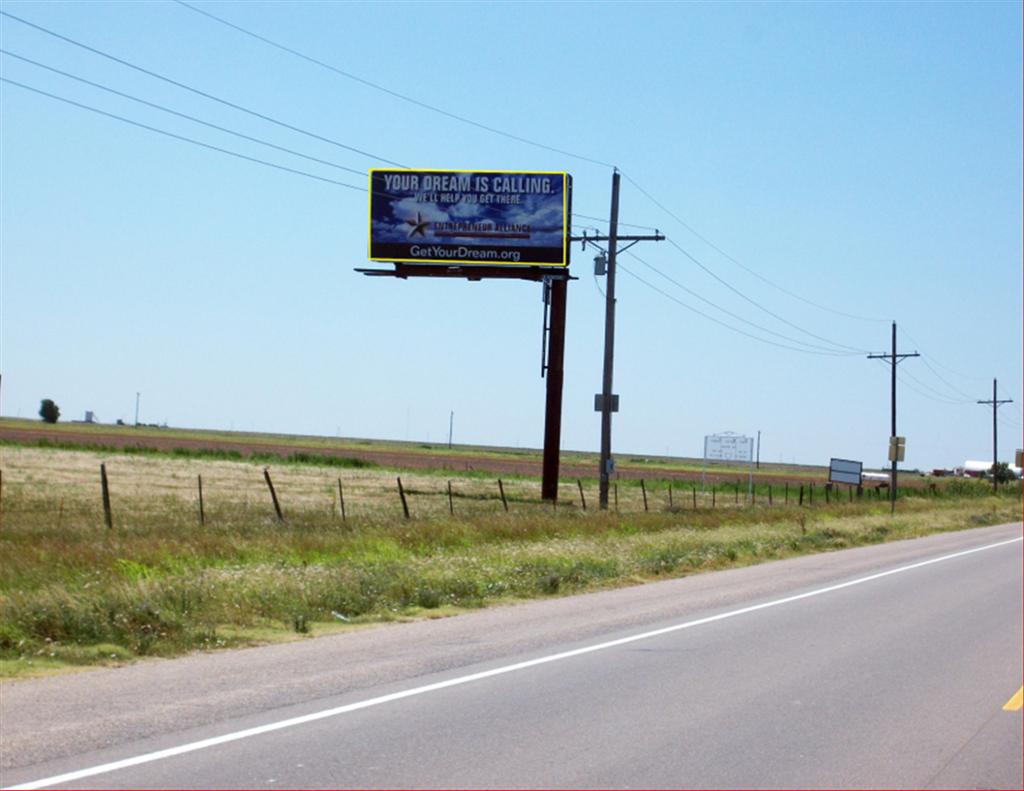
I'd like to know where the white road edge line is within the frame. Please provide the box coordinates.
[7,534,1022,790]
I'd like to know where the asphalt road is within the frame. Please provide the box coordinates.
[3,523,1021,789]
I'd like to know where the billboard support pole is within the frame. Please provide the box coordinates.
[541,277,568,501]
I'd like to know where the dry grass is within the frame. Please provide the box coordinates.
[1,443,1019,677]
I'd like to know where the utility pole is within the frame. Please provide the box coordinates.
[581,170,664,509]
[448,410,454,450]
[134,392,140,426]
[598,170,621,510]
[867,321,919,514]
[977,378,1012,492]
[756,430,761,470]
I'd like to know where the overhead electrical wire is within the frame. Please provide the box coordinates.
[0,10,408,167]
[617,262,861,357]
[1,77,366,191]
[624,250,860,356]
[571,212,660,232]
[172,0,615,170]
[0,48,368,177]
[664,237,871,354]
[898,367,973,405]
[620,171,890,324]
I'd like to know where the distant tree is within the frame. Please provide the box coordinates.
[38,399,60,424]
[991,462,1016,485]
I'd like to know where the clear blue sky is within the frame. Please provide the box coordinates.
[2,0,1021,470]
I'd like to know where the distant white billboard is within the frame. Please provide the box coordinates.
[704,433,754,463]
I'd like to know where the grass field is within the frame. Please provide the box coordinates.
[1,438,1019,678]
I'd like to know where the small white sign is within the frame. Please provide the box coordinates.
[829,458,863,486]
[704,433,754,463]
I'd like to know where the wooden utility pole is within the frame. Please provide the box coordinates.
[598,170,621,510]
[867,321,919,514]
[591,171,664,509]
[978,378,1012,492]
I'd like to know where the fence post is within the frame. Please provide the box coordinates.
[263,468,284,522]
[100,463,113,529]
[768,485,773,506]
[712,486,716,508]
[735,480,739,504]
[641,479,649,512]
[447,480,454,515]
[692,485,697,509]
[785,482,789,504]
[668,483,673,509]
[397,476,410,519]
[498,479,509,512]
[825,484,830,504]
[337,478,346,521]
[577,479,586,511]
[799,484,804,506]
[197,474,205,526]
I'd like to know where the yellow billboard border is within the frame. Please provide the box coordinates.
[367,169,569,268]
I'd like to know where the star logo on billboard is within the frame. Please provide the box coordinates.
[405,211,429,238]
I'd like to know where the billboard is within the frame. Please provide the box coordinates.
[703,433,754,463]
[368,170,569,267]
[829,458,863,486]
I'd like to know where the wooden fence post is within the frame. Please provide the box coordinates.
[692,485,697,509]
[668,483,673,509]
[337,478,346,521]
[100,463,113,529]
[397,476,410,519]
[735,480,739,504]
[640,479,648,512]
[799,485,805,506]
[498,479,509,512]
[197,474,205,526]
[785,482,789,504]
[712,487,716,508]
[447,480,454,515]
[263,468,284,522]
[768,485,773,506]
[576,479,586,511]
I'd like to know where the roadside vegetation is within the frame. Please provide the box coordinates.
[1,442,1019,678]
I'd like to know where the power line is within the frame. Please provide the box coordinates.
[620,171,890,324]
[625,250,860,355]
[618,263,860,356]
[898,367,973,405]
[572,212,659,232]
[0,10,407,167]
[1,77,365,191]
[172,0,614,170]
[1,48,367,177]
[666,237,869,354]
